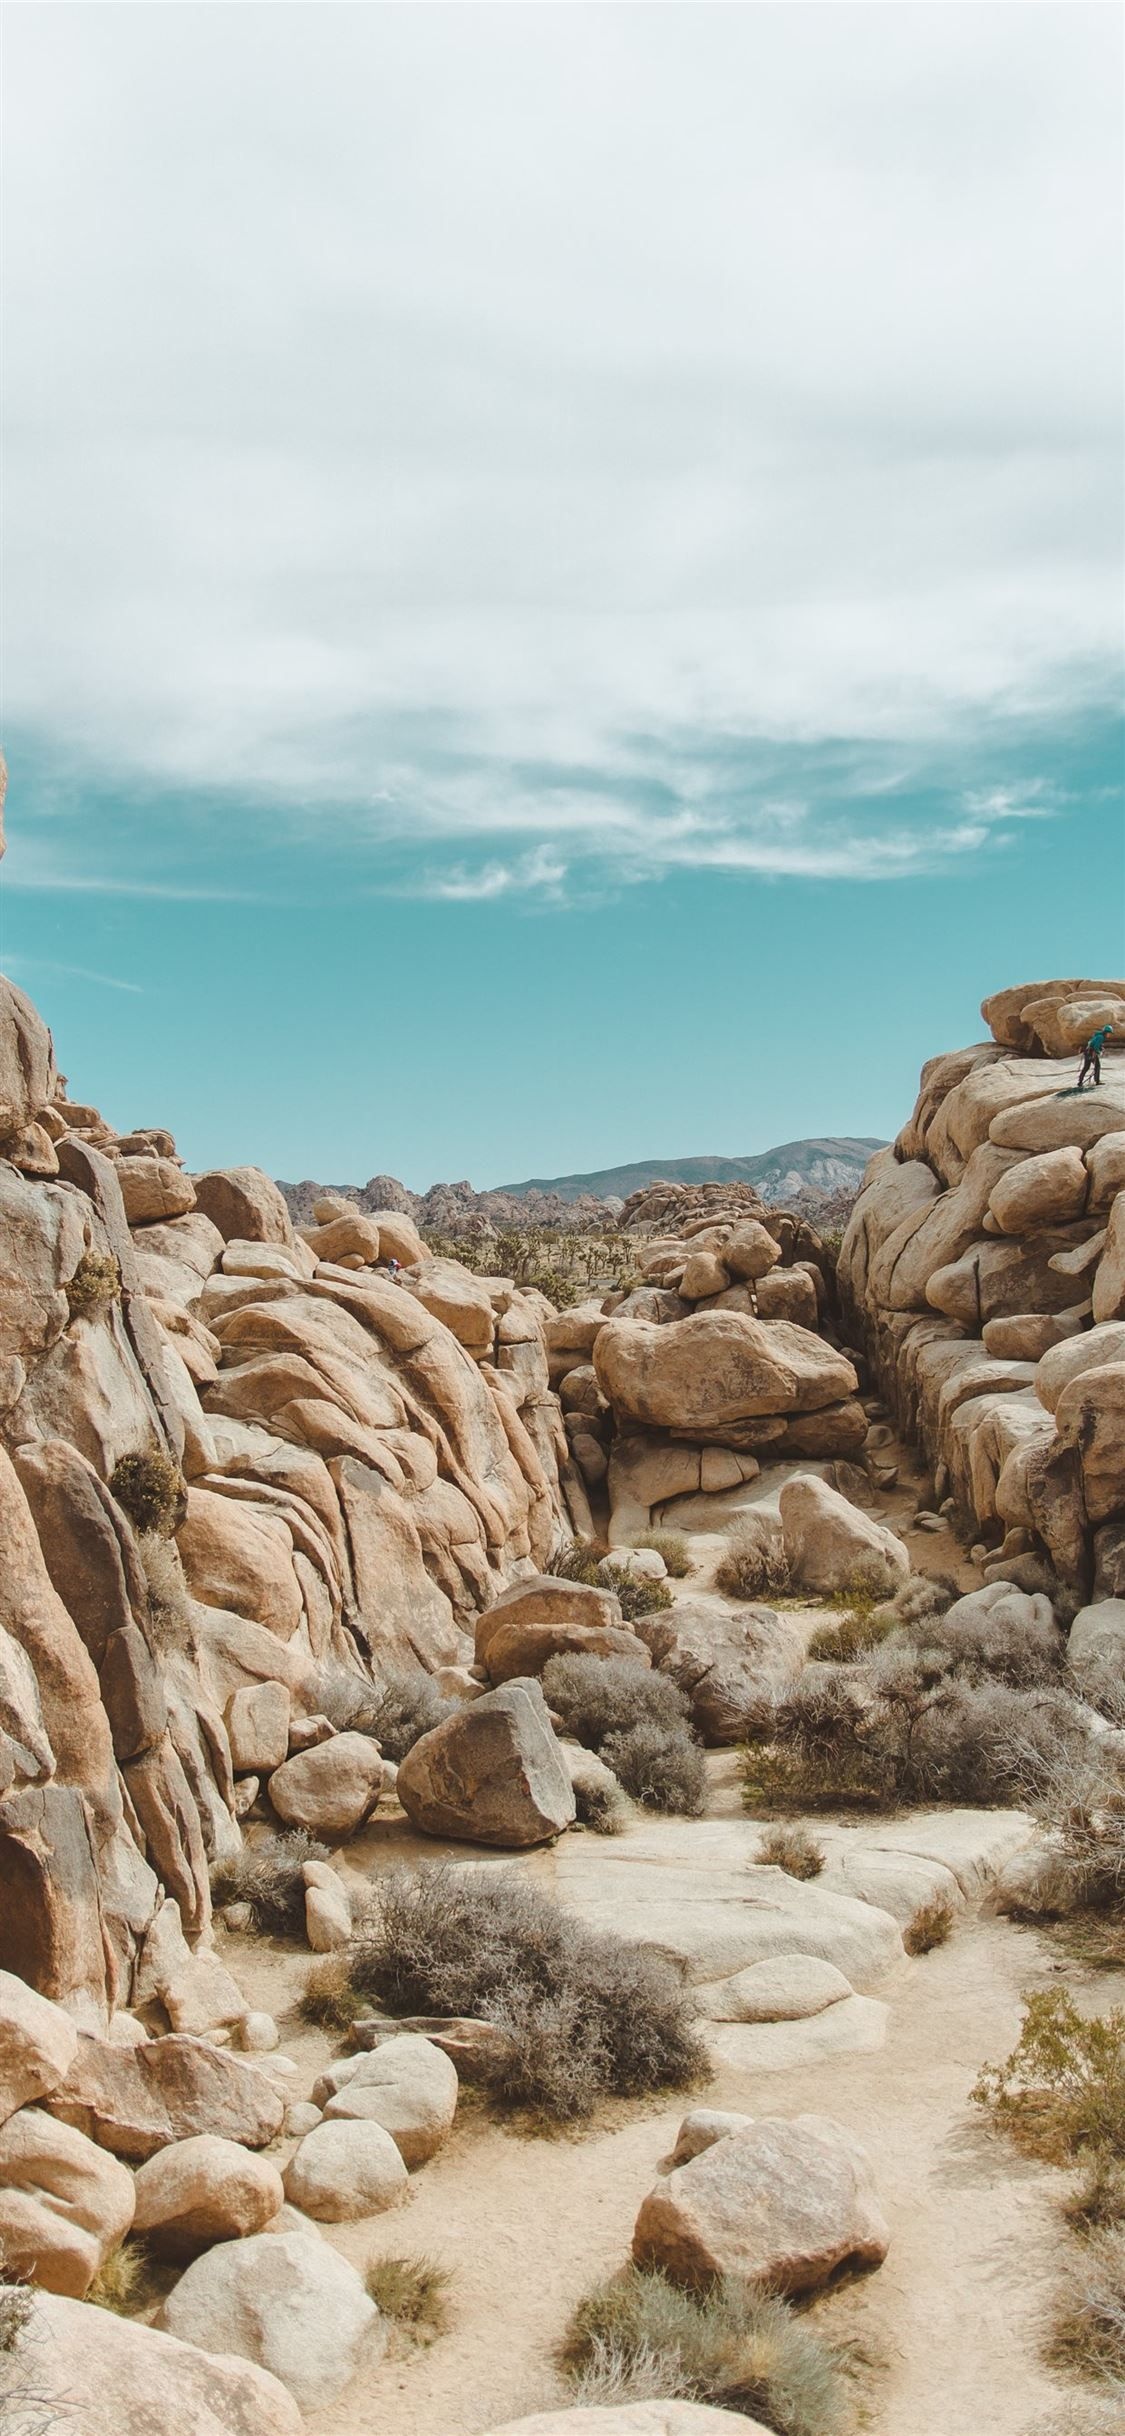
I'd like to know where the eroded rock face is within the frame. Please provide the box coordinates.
[632,2112,890,2295]
[44,2029,285,2160]
[0,2104,135,2295]
[779,1474,909,1595]
[396,1678,576,1847]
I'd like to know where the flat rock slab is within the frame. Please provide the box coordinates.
[705,1993,889,2074]
[695,1952,855,2022]
[814,1808,1035,1900]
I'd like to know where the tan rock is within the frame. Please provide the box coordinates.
[14,2285,304,2435]
[5,1119,60,1176]
[1036,1320,1125,1413]
[0,2104,135,2295]
[779,1474,909,1594]
[724,1221,782,1282]
[282,2115,409,2219]
[226,1681,291,1774]
[476,1574,630,1667]
[117,1156,197,1225]
[301,1212,383,1265]
[267,1733,390,1835]
[396,1679,576,1847]
[399,1257,496,1353]
[321,2033,458,2164]
[486,2410,774,2435]
[1087,1130,1125,1212]
[632,2111,889,2295]
[1093,1194,1125,1323]
[159,2226,384,2410]
[0,1971,79,2127]
[695,1954,853,2023]
[0,975,56,1139]
[594,1311,857,1435]
[679,1249,730,1300]
[132,2133,285,2258]
[192,1168,295,1247]
[981,1312,1085,1361]
[364,1208,427,1267]
[988,1147,1089,1235]
[178,1487,301,1640]
[45,2028,285,2160]
[1055,1361,1125,1525]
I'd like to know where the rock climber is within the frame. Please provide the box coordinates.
[1076,1022,1114,1090]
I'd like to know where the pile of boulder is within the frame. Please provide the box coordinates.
[839,976,1125,1607]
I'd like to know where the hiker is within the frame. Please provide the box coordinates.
[1077,1022,1114,1090]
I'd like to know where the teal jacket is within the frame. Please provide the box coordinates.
[1087,1026,1114,1053]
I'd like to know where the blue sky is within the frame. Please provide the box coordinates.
[2,5,1122,1188]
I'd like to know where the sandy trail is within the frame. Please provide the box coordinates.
[225,1490,1113,2436]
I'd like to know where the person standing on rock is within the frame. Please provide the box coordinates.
[1076,1022,1113,1089]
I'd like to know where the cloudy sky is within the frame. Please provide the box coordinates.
[2,2,1122,1185]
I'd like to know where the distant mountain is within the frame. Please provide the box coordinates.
[493,1138,886,1207]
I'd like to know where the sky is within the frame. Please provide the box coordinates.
[1,2,1123,1189]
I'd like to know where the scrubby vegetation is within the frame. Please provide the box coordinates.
[570,1768,632,1836]
[548,1539,674,1622]
[314,1664,456,1759]
[299,1952,367,2032]
[136,1531,194,1652]
[342,1864,706,2122]
[559,2265,850,2434]
[65,1249,121,1319]
[423,1226,640,1305]
[714,1526,791,1602]
[806,1607,897,1663]
[1048,2231,1125,2384]
[542,1654,706,1816]
[903,1897,954,1955]
[757,1822,825,1880]
[972,1990,1125,2168]
[636,1530,691,1578]
[87,2239,154,2316]
[365,2253,453,2341]
[1000,1748,1125,1931]
[110,1449,186,1538]
[211,1828,330,1935]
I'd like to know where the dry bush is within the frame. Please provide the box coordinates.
[636,1531,691,1578]
[714,1527,791,1602]
[922,1604,1065,1691]
[314,1665,455,1760]
[299,1953,366,2032]
[211,1829,329,1936]
[806,1609,897,1663]
[903,1898,954,1955]
[0,2292,31,2358]
[136,1532,194,1653]
[1048,2229,1125,2384]
[550,1543,676,1623]
[346,1864,705,2123]
[972,1989,1125,2166]
[365,2253,452,2340]
[871,1573,958,1629]
[110,1450,186,1538]
[601,1719,706,1817]
[1065,2158,1125,2237]
[86,2238,154,2316]
[549,1539,604,1586]
[0,2277,57,2436]
[543,1656,705,1818]
[559,2265,849,2435]
[1002,1748,1125,1920]
[65,1250,120,1319]
[757,1823,825,1880]
[572,1771,632,1836]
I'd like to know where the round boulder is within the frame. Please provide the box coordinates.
[132,2133,285,2259]
[158,2227,382,2413]
[321,2032,458,2165]
[267,1733,391,1835]
[282,2115,409,2220]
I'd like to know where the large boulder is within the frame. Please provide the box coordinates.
[319,2032,459,2164]
[1054,1362,1125,1525]
[192,1169,295,1248]
[281,2114,409,2218]
[632,2112,889,2296]
[779,1474,909,1594]
[637,1596,800,1744]
[159,2228,383,2413]
[396,1678,576,1848]
[267,1732,391,1834]
[0,1971,79,2128]
[0,2104,135,2295]
[475,1574,647,1682]
[594,1312,857,1437]
[987,1147,1089,1235]
[7,2287,304,2435]
[44,2029,284,2161]
[116,1156,197,1226]
[1068,1598,1125,1672]
[131,2134,285,2259]
[177,1487,302,1641]
[226,1681,291,1774]
[1093,1194,1125,1323]
[0,976,56,1140]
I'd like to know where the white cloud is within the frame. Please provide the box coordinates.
[2,4,1120,884]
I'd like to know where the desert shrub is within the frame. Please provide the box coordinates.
[572,1770,632,1836]
[603,1568,675,1624]
[314,1665,455,1760]
[1070,1658,1125,1730]
[714,1527,791,1602]
[0,2289,31,2356]
[65,1250,120,1319]
[365,2253,452,2340]
[757,1822,825,1880]
[742,1651,1095,1818]
[559,2265,849,2434]
[920,1603,1065,1691]
[1005,1749,1125,1920]
[972,1989,1125,2165]
[1048,2228,1125,2383]
[86,2238,154,2316]
[1065,2157,1125,2237]
[211,1828,329,1936]
[636,1531,691,1578]
[345,1864,705,2122]
[110,1449,186,1538]
[806,1608,897,1663]
[543,1656,704,1817]
[549,1538,603,1585]
[903,1897,954,1955]
[601,1719,707,1817]
[299,1953,367,2031]
[0,2275,56,2436]
[136,1531,194,1653]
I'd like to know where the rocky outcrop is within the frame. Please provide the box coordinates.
[840,979,1125,1603]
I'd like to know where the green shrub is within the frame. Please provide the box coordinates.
[211,1829,330,1936]
[549,1539,603,1585]
[110,1449,186,1538]
[345,1864,705,2123]
[714,1528,791,1602]
[1047,2228,1125,2383]
[365,2253,452,2340]
[806,1608,897,1663]
[603,1567,675,1624]
[636,1531,691,1579]
[757,1823,824,1880]
[65,1250,121,1319]
[904,1897,954,1955]
[299,1953,367,2031]
[559,2265,849,2434]
[972,1990,1125,2165]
